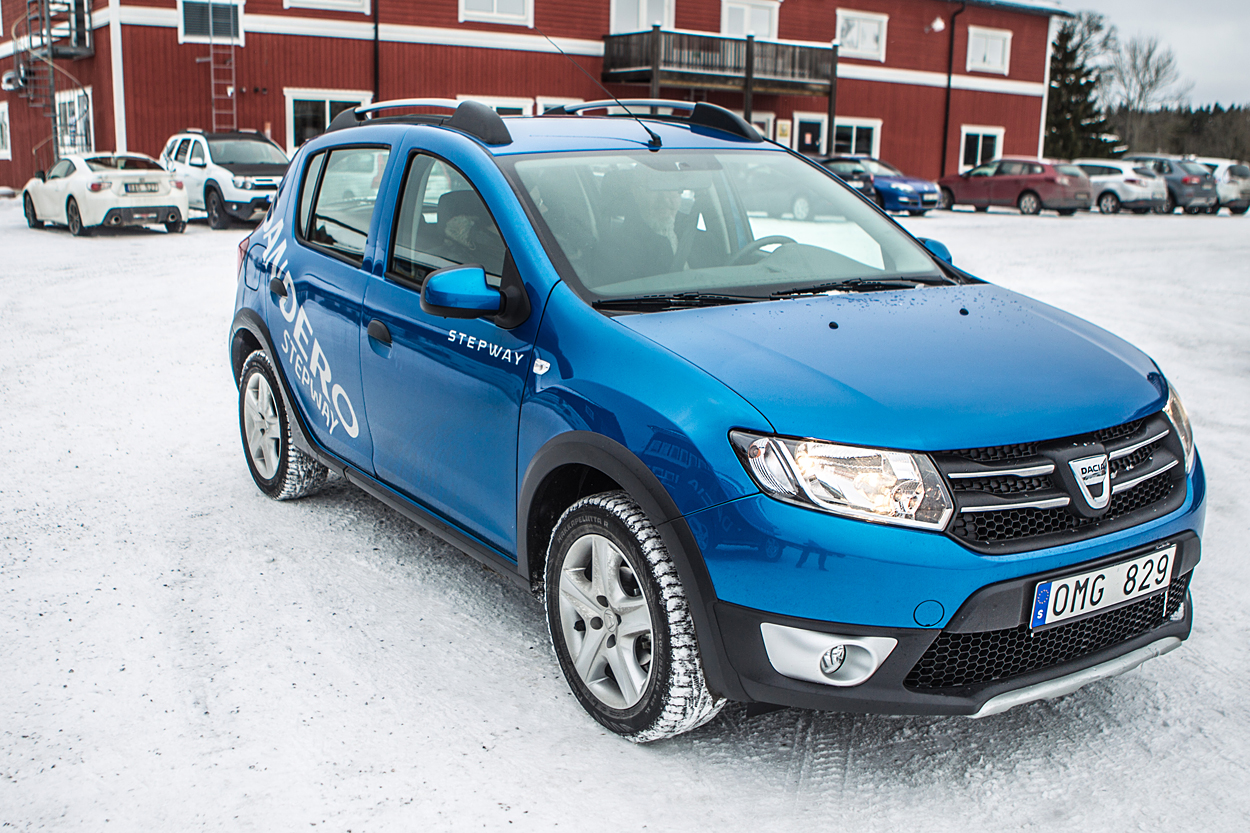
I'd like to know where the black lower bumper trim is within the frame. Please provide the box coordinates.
[101,206,183,226]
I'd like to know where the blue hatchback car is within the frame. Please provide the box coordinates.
[230,99,1204,742]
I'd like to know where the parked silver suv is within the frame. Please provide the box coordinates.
[1073,159,1167,215]
[160,131,289,228]
[1192,157,1250,215]
[1121,154,1218,215]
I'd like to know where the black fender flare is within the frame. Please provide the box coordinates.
[518,431,746,701]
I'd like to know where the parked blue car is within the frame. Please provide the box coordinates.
[230,99,1204,742]
[826,155,942,215]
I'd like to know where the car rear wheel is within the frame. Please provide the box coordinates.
[939,188,955,210]
[207,188,231,230]
[1057,209,1077,216]
[23,194,44,229]
[67,198,91,236]
[1158,192,1177,214]
[1231,206,1248,215]
[545,491,724,742]
[1098,192,1121,214]
[1184,205,1205,215]
[1017,191,1042,215]
[165,220,187,234]
[791,194,811,221]
[238,350,328,500]
[909,210,927,217]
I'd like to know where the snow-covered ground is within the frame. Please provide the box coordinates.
[1,199,1247,831]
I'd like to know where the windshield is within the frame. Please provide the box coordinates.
[85,156,164,171]
[208,139,289,166]
[858,158,904,177]
[509,150,946,304]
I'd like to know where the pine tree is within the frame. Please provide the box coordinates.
[1045,18,1115,159]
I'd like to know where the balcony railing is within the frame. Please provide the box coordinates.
[603,28,835,96]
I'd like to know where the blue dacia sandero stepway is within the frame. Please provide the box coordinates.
[230,99,1204,742]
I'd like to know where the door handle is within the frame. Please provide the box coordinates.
[269,277,287,298]
[367,319,392,346]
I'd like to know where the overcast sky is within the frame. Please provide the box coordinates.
[1061,0,1249,107]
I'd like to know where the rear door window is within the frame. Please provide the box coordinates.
[304,146,392,265]
[1230,165,1250,179]
[189,142,206,165]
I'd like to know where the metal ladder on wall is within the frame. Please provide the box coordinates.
[10,0,94,163]
[208,0,237,132]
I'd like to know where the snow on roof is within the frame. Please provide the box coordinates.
[964,0,1073,17]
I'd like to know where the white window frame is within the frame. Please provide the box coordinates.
[0,101,10,161]
[836,9,887,62]
[966,25,1012,75]
[731,109,775,141]
[720,0,780,40]
[791,110,827,155]
[177,0,246,46]
[459,0,533,28]
[959,124,1005,172]
[457,95,534,116]
[536,96,584,114]
[833,116,882,158]
[609,0,675,34]
[55,86,94,155]
[283,87,373,154]
[283,0,369,13]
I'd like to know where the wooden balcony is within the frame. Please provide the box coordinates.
[602,28,835,97]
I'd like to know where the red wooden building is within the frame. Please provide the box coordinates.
[1,0,1068,190]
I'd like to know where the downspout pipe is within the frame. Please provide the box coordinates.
[940,2,967,177]
[373,0,380,101]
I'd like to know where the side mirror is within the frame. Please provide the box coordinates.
[190,159,207,168]
[35,170,46,182]
[420,264,502,319]
[919,238,953,265]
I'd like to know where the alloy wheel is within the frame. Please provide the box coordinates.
[243,371,282,480]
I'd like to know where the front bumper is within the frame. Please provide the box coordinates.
[883,191,940,211]
[224,194,274,221]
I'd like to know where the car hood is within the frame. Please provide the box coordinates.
[875,175,938,191]
[216,162,289,177]
[615,284,1165,450]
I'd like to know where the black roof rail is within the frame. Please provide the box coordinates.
[542,99,762,142]
[327,98,513,145]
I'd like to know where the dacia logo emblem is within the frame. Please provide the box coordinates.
[1068,453,1111,510]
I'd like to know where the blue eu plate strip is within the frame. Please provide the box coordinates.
[1032,582,1052,627]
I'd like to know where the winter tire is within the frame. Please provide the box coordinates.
[545,491,724,742]
[67,198,90,236]
[791,194,811,221]
[909,210,927,217]
[1098,192,1121,214]
[1158,192,1177,214]
[939,187,955,210]
[1231,206,1248,215]
[166,220,187,234]
[873,190,886,209]
[1057,209,1077,216]
[24,193,44,228]
[1184,205,1204,215]
[238,350,328,500]
[207,188,231,229]
[1017,191,1042,215]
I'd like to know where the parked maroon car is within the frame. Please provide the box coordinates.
[939,157,1091,215]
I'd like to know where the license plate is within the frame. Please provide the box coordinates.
[1030,546,1175,629]
[1077,192,1089,200]
[125,183,158,193]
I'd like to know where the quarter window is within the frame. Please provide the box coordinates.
[303,146,391,265]
[967,26,1012,75]
[174,139,192,163]
[837,9,888,62]
[390,155,508,285]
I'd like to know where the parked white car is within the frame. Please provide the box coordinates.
[1191,157,1250,215]
[160,131,289,229]
[1073,159,1168,215]
[21,153,189,235]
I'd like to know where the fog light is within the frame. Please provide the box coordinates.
[820,645,846,676]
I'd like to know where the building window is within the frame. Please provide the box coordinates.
[55,87,93,155]
[0,102,10,161]
[459,0,532,28]
[178,0,245,45]
[611,0,673,34]
[836,9,887,62]
[284,88,373,153]
[960,125,1004,172]
[457,95,534,116]
[722,1,779,39]
[283,0,369,13]
[967,26,1012,75]
[833,117,881,157]
[537,97,584,114]
[791,111,826,155]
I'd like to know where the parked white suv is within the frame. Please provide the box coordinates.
[1073,159,1168,215]
[160,131,289,228]
[1191,157,1250,215]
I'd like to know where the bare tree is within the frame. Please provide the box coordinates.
[1108,35,1193,150]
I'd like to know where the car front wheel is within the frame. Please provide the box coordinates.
[545,491,724,742]
[791,194,811,221]
[24,193,44,228]
[1098,192,1121,214]
[207,188,231,229]
[238,350,328,500]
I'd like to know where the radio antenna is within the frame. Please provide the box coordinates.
[535,27,662,149]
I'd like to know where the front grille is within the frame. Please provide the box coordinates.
[935,413,1186,553]
[904,570,1190,691]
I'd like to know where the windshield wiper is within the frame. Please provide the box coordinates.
[770,276,951,298]
[593,291,768,311]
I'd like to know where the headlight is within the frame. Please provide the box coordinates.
[1162,384,1196,473]
[232,176,256,190]
[730,431,954,530]
[894,182,915,192]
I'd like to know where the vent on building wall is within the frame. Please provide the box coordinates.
[183,2,240,40]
